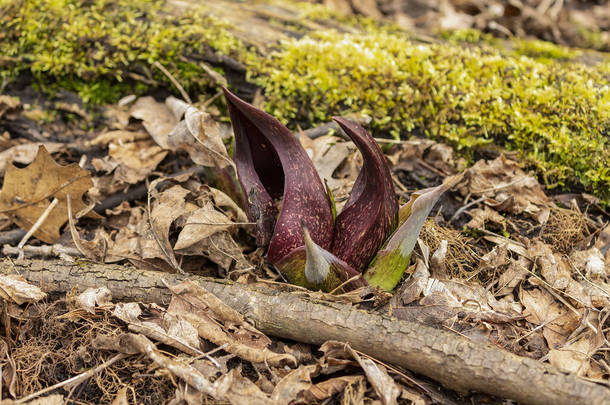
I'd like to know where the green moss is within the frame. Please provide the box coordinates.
[0,0,249,104]
[250,31,610,202]
[512,38,581,61]
[439,28,499,45]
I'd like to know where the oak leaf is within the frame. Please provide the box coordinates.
[0,145,96,243]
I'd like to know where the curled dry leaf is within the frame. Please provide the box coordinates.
[121,333,237,400]
[139,184,189,270]
[89,130,168,184]
[129,96,178,142]
[167,281,297,368]
[520,287,579,348]
[548,333,602,376]
[174,199,233,250]
[495,256,530,296]
[0,274,46,304]
[113,302,202,355]
[299,134,355,192]
[530,240,572,290]
[389,260,429,309]
[76,287,112,314]
[0,146,98,243]
[466,205,508,229]
[300,375,364,404]
[458,155,552,223]
[130,95,232,168]
[389,138,459,177]
[168,103,232,168]
[319,341,400,405]
[270,365,317,404]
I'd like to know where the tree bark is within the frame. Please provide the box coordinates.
[1,259,607,405]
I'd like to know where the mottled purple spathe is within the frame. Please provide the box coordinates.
[331,117,399,271]
[223,88,333,264]
[224,89,401,291]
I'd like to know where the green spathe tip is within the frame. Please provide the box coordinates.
[364,185,445,291]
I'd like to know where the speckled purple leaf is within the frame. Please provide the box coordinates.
[223,88,333,263]
[330,117,399,271]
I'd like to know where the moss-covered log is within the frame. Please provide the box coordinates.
[1,0,608,202]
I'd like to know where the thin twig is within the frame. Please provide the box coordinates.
[353,349,430,394]
[328,274,364,295]
[153,61,192,104]
[449,196,486,224]
[17,198,59,248]
[2,244,81,258]
[67,194,88,258]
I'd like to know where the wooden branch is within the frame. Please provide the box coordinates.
[1,259,608,405]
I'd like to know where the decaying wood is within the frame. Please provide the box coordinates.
[1,259,608,405]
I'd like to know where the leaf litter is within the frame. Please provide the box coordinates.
[0,85,609,403]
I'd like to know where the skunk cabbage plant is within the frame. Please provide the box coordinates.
[223,88,446,292]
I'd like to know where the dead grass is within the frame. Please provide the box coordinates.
[419,219,480,279]
[541,207,590,253]
[8,300,176,404]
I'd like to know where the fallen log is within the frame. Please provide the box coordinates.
[1,258,608,405]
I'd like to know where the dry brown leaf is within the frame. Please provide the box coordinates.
[529,241,572,290]
[208,186,248,223]
[167,281,297,368]
[466,205,507,229]
[139,184,189,269]
[301,375,364,403]
[110,386,129,405]
[129,96,178,142]
[113,302,202,355]
[222,369,274,405]
[0,95,21,120]
[77,287,112,314]
[0,142,64,175]
[429,239,448,278]
[548,334,594,375]
[132,95,232,168]
[90,130,168,184]
[177,230,250,272]
[174,200,233,250]
[496,256,529,296]
[167,104,232,168]
[519,287,578,348]
[594,223,610,260]
[391,260,429,307]
[570,248,607,280]
[0,340,17,398]
[0,274,46,304]
[459,155,552,222]
[442,278,522,315]
[121,333,246,401]
[300,134,354,190]
[105,206,144,262]
[270,365,317,404]
[0,146,97,243]
[319,341,400,405]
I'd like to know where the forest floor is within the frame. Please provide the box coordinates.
[0,1,609,404]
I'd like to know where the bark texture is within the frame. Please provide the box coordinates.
[1,258,608,405]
